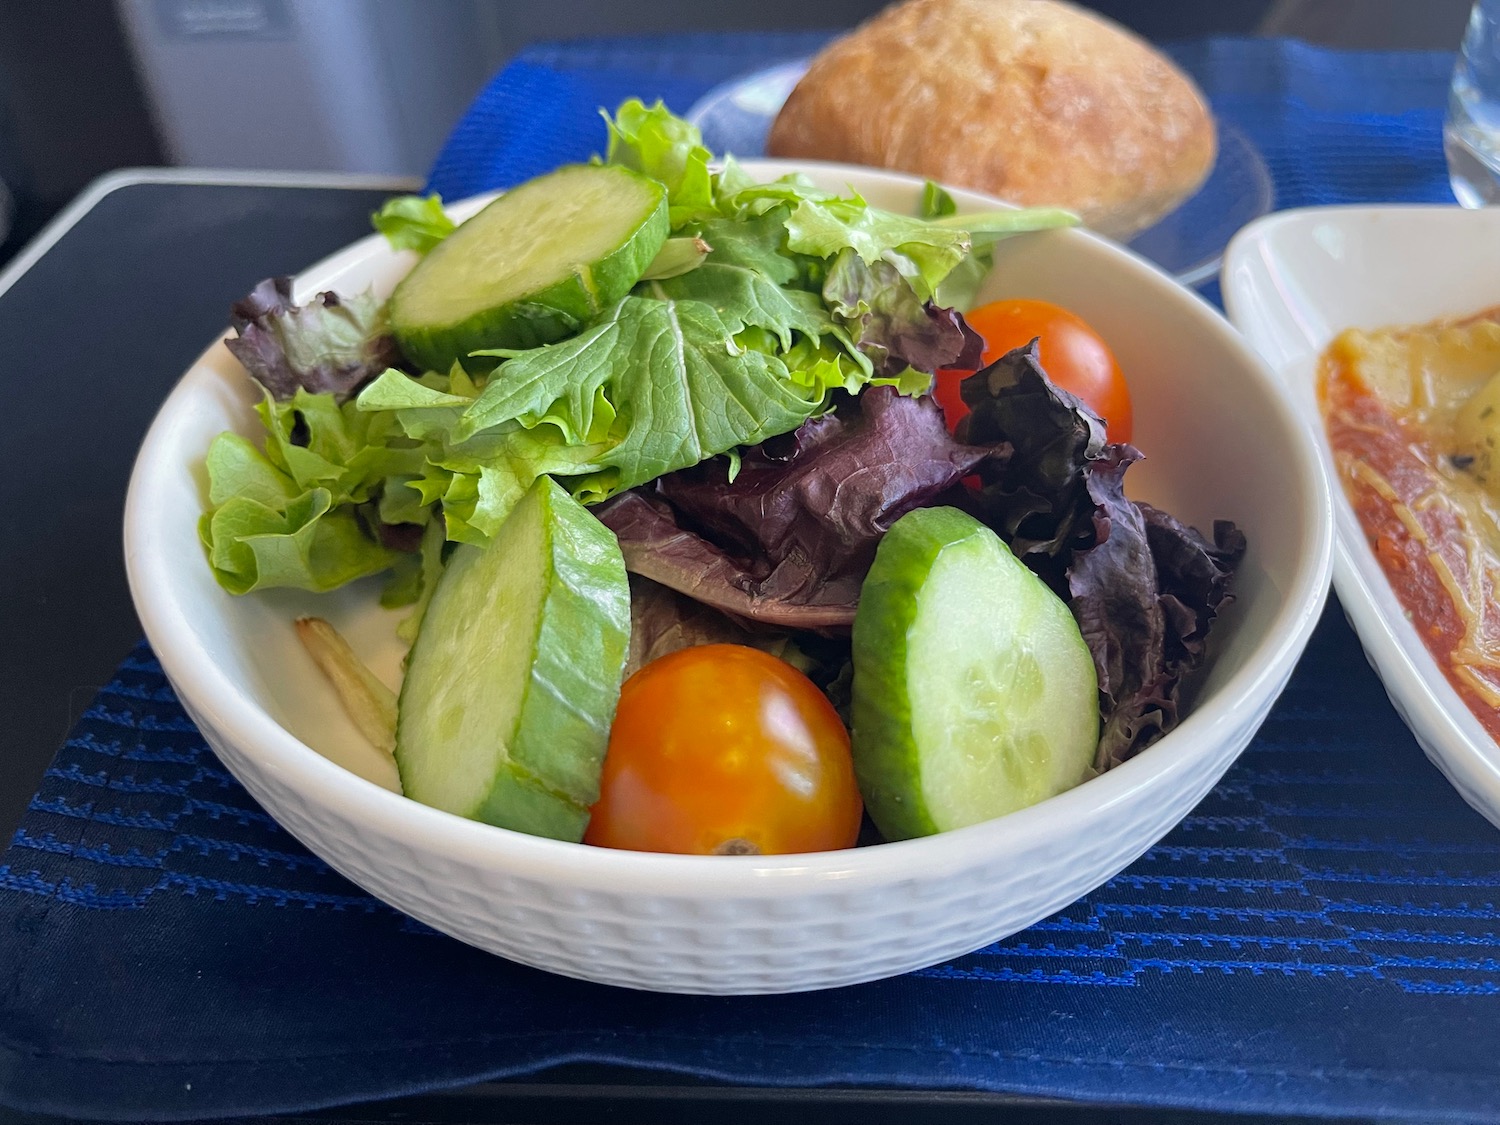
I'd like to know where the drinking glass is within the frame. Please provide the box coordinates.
[1447,0,1500,206]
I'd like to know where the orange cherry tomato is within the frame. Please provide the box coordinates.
[583,644,863,855]
[935,298,1133,444]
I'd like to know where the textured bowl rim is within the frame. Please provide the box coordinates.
[123,160,1333,898]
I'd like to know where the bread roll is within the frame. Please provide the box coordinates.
[767,0,1216,240]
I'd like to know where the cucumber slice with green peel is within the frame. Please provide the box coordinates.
[395,475,630,841]
[389,163,669,371]
[851,507,1098,841]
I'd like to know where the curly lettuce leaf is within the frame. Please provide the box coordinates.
[931,209,1074,309]
[713,154,758,200]
[775,331,875,400]
[1142,504,1247,665]
[201,382,430,596]
[225,277,403,402]
[650,210,889,398]
[465,295,816,467]
[649,265,827,350]
[607,100,1068,287]
[205,431,298,509]
[356,367,611,544]
[691,208,802,285]
[782,191,974,301]
[822,248,982,377]
[958,340,1108,567]
[1068,457,1245,771]
[598,387,998,629]
[603,99,716,227]
[956,344,1245,767]
[199,434,399,595]
[361,294,820,541]
[255,388,425,501]
[714,176,973,299]
[371,193,455,253]
[1062,446,1166,768]
[932,246,992,314]
[716,174,1074,302]
[921,181,957,219]
[926,207,1078,243]
[555,295,816,489]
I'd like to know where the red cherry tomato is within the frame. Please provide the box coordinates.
[935,298,1133,444]
[583,645,863,855]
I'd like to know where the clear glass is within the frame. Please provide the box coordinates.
[1446,0,1500,206]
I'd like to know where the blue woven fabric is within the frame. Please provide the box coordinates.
[427,34,1456,211]
[3,35,1493,1123]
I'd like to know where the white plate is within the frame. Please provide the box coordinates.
[1223,204,1500,831]
[687,59,1275,288]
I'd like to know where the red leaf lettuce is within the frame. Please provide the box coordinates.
[958,343,1245,767]
[597,387,999,629]
[227,276,404,402]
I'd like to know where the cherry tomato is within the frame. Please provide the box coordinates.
[583,644,862,855]
[935,298,1133,444]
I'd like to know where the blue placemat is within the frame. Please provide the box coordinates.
[3,34,1491,1124]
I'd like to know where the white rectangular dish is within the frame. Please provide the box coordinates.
[1223,204,1500,830]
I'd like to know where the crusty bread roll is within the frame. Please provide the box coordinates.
[767,0,1216,241]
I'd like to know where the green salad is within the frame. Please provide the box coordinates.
[200,100,1244,853]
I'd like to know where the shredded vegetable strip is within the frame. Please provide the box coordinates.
[294,617,398,758]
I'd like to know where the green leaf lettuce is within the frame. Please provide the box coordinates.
[200,101,1083,601]
[371,193,456,253]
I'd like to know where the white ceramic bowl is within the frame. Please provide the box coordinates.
[1224,204,1500,832]
[124,161,1332,994]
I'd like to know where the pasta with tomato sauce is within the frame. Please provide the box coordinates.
[1320,309,1500,740]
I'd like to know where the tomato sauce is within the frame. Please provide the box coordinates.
[1321,353,1500,742]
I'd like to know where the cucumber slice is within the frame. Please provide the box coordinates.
[395,476,630,841]
[850,507,1098,840]
[390,163,669,371]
